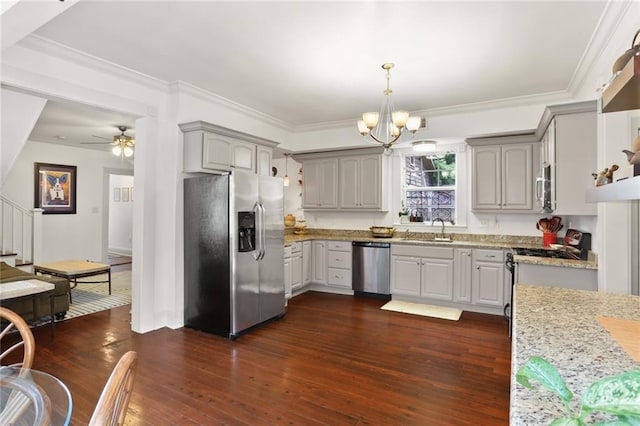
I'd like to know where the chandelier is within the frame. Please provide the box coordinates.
[357,63,424,151]
[111,126,135,158]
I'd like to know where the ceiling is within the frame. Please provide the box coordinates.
[23,1,609,150]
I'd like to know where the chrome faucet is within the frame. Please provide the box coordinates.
[432,218,446,239]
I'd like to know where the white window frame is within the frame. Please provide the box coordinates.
[391,143,468,228]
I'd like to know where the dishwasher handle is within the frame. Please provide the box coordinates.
[352,241,391,249]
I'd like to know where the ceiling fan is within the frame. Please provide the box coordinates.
[81,125,135,157]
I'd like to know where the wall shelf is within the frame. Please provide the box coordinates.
[601,54,640,113]
[586,175,640,202]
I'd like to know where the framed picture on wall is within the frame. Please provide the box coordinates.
[122,187,129,202]
[113,188,121,202]
[34,163,77,214]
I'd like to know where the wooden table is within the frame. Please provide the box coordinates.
[0,279,55,336]
[33,260,111,303]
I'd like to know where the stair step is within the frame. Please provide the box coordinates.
[1,252,18,257]
[14,259,33,267]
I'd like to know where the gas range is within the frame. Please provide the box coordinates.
[512,247,582,260]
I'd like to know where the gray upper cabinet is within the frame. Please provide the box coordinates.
[180,121,278,175]
[535,101,597,215]
[468,133,537,212]
[296,147,386,211]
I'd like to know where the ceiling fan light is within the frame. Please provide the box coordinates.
[412,140,437,152]
[123,146,134,157]
[112,145,122,156]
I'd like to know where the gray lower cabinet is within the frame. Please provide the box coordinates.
[390,245,454,300]
[471,249,505,307]
[453,248,472,302]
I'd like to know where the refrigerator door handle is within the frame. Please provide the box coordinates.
[258,202,266,260]
[253,202,262,261]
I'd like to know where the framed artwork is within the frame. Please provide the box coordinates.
[34,163,77,214]
[121,187,130,202]
[113,188,121,202]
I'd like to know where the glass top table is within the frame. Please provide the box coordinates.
[0,367,72,426]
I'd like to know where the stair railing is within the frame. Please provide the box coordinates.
[0,195,42,266]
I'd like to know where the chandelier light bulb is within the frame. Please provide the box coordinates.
[357,120,370,135]
[406,116,422,132]
[123,146,134,157]
[362,112,379,129]
[112,145,122,156]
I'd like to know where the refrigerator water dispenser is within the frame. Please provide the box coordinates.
[238,211,255,252]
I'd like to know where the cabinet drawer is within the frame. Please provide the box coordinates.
[391,244,454,259]
[328,250,352,268]
[290,242,302,253]
[327,241,352,251]
[327,267,352,287]
[473,249,504,263]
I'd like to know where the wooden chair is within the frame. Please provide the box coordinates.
[0,306,36,369]
[89,351,138,426]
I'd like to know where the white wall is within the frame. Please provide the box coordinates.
[108,174,134,255]
[1,140,133,263]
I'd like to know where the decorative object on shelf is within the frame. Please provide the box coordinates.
[284,214,296,227]
[34,162,77,214]
[283,153,290,186]
[271,166,277,177]
[592,164,619,186]
[601,29,640,113]
[516,355,640,425]
[623,128,640,176]
[357,63,425,152]
[369,226,395,238]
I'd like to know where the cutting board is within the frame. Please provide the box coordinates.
[597,316,640,362]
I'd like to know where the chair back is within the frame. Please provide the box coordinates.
[0,307,35,369]
[88,351,138,426]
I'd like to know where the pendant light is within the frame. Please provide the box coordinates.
[283,153,290,187]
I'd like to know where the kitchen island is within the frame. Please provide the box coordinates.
[511,284,640,424]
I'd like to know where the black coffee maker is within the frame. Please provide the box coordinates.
[564,229,591,260]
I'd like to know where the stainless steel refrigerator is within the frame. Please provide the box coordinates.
[184,171,285,339]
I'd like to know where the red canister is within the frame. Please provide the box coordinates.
[542,232,557,247]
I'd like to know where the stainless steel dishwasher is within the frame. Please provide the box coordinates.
[352,241,390,297]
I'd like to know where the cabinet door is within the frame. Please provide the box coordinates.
[232,141,256,171]
[257,146,272,177]
[291,253,302,290]
[472,261,505,307]
[302,241,312,284]
[311,241,326,284]
[453,249,472,302]
[202,133,232,170]
[472,146,501,209]
[319,159,338,208]
[359,155,381,209]
[390,255,421,296]
[502,143,533,210]
[302,161,321,207]
[284,257,292,299]
[339,157,360,208]
[420,258,454,301]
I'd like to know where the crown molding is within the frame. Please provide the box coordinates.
[19,35,169,93]
[168,81,292,131]
[292,90,573,133]
[567,1,634,97]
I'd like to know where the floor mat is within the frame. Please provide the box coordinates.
[381,300,462,321]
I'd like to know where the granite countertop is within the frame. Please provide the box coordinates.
[511,284,640,424]
[285,229,597,269]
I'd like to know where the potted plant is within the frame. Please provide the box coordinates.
[516,356,640,424]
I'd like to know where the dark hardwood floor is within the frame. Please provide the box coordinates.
[29,292,512,425]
